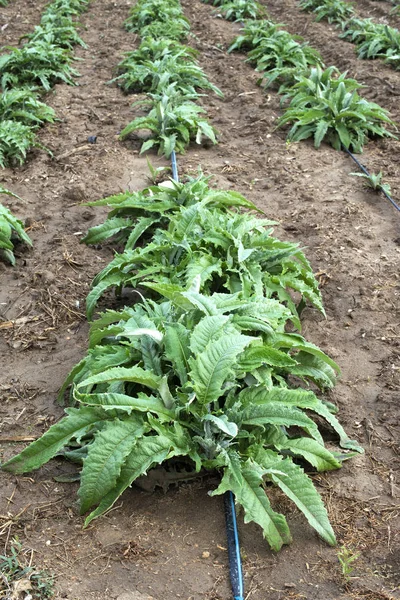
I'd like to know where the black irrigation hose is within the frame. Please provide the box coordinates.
[224,491,245,600]
[170,149,245,600]
[343,146,400,212]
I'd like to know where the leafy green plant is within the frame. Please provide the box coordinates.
[0,539,54,599]
[299,0,354,24]
[81,175,324,327]
[278,66,396,152]
[229,20,287,53]
[216,0,263,21]
[119,88,217,158]
[116,37,198,70]
[125,0,189,37]
[337,545,360,582]
[0,0,9,5]
[24,20,87,50]
[0,193,32,265]
[0,88,55,126]
[2,284,362,549]
[246,30,323,88]
[145,157,171,183]
[350,170,392,195]
[0,41,80,91]
[140,19,190,41]
[0,119,39,168]
[340,18,400,69]
[111,52,222,97]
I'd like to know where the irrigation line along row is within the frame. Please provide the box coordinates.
[170,147,245,600]
[343,147,400,212]
[200,0,399,213]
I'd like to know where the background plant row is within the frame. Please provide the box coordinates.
[298,0,400,68]
[113,0,220,157]
[201,0,396,153]
[0,0,90,167]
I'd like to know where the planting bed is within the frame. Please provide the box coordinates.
[0,0,399,598]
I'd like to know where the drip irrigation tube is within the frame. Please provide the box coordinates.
[343,147,400,213]
[224,491,245,600]
[171,150,179,182]
[170,149,244,600]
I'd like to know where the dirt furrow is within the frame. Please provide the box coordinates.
[0,0,51,48]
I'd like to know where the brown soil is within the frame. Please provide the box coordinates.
[0,0,399,599]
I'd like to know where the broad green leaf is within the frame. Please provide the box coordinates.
[2,407,108,474]
[77,366,161,391]
[203,414,238,437]
[190,334,254,405]
[79,416,145,514]
[241,403,323,443]
[86,272,126,319]
[74,390,174,419]
[278,437,342,471]
[164,323,191,385]
[256,449,336,545]
[238,346,297,372]
[81,217,133,245]
[84,433,189,526]
[290,352,337,389]
[211,452,291,551]
[189,315,231,354]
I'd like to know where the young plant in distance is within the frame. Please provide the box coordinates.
[119,88,217,158]
[299,0,354,24]
[246,30,323,88]
[24,19,87,50]
[0,41,80,91]
[216,0,263,21]
[0,120,38,168]
[350,170,392,196]
[228,19,281,53]
[278,66,396,152]
[125,0,189,38]
[2,286,362,549]
[111,52,222,97]
[340,19,400,69]
[0,88,55,126]
[0,189,32,265]
[139,19,190,41]
[0,539,54,599]
[115,38,198,77]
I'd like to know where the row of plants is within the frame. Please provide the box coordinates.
[299,0,400,69]
[115,0,219,157]
[0,187,32,265]
[2,0,363,551]
[203,2,396,152]
[2,172,363,550]
[0,0,90,167]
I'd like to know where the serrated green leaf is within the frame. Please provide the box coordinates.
[190,334,254,405]
[77,366,161,391]
[79,416,145,514]
[2,407,108,474]
[256,449,336,545]
[74,390,174,419]
[211,451,291,551]
[84,433,189,526]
